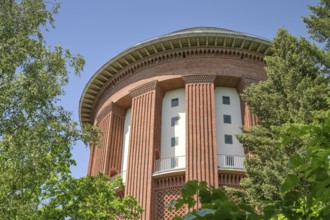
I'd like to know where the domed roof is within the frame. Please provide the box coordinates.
[79,27,271,125]
[150,27,268,42]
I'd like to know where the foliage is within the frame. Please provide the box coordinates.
[0,0,141,219]
[168,181,263,220]
[229,28,330,211]
[171,1,330,219]
[170,112,329,219]
[275,111,330,219]
[40,173,143,219]
[303,0,330,50]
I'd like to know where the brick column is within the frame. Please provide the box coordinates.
[183,75,218,187]
[237,77,259,128]
[125,81,163,220]
[87,143,95,176]
[88,102,126,176]
[103,102,126,175]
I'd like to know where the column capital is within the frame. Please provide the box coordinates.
[96,102,126,124]
[182,74,216,84]
[129,80,164,98]
[236,76,259,93]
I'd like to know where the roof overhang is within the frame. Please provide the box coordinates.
[79,27,271,126]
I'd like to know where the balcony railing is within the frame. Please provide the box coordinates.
[110,170,127,184]
[154,155,186,173]
[217,154,245,171]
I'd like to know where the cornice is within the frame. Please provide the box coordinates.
[80,29,271,126]
[89,48,265,121]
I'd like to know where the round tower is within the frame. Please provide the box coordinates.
[79,27,270,220]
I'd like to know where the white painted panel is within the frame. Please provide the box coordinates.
[121,108,131,178]
[161,89,186,166]
[215,87,244,156]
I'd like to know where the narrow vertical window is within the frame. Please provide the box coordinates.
[171,137,179,147]
[224,134,233,144]
[223,115,231,124]
[222,96,230,105]
[171,116,180,126]
[171,98,179,107]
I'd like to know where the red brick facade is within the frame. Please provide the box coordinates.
[125,81,163,220]
[183,75,218,187]
[81,28,270,220]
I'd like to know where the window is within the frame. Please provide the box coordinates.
[223,115,231,124]
[171,116,180,126]
[222,96,230,105]
[171,137,179,147]
[224,134,233,144]
[171,157,178,168]
[171,98,179,107]
[225,155,235,166]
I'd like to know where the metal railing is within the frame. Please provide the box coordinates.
[217,154,245,171]
[154,155,186,173]
[110,170,127,184]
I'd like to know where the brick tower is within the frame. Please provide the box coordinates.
[79,27,270,220]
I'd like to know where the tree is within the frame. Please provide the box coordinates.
[168,181,263,220]
[40,174,143,219]
[226,0,330,213]
[303,0,330,50]
[171,1,330,219]
[170,110,330,219]
[276,111,330,219]
[0,0,141,219]
[230,28,330,211]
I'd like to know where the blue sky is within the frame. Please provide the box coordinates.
[44,0,317,178]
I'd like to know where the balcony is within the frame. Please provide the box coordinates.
[217,154,245,171]
[154,155,185,175]
[110,170,127,184]
[153,154,245,174]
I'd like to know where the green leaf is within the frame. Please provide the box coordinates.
[196,208,215,217]
[183,213,198,220]
[263,206,276,219]
[182,180,199,197]
[287,154,304,168]
[281,174,299,193]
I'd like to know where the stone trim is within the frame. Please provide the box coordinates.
[182,74,216,84]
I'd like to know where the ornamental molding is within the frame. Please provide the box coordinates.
[95,48,264,102]
[97,47,265,103]
[154,175,185,190]
[129,80,164,98]
[87,48,265,125]
[236,76,260,93]
[182,74,217,84]
[96,102,126,124]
